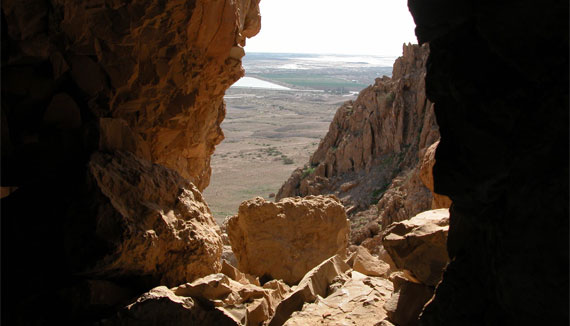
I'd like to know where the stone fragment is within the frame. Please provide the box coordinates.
[383,209,449,286]
[85,151,223,286]
[269,255,350,326]
[352,246,391,277]
[227,196,349,285]
[283,270,393,326]
[221,259,260,286]
[171,271,290,325]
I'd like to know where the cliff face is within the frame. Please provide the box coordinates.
[407,1,569,325]
[1,0,260,324]
[2,0,260,190]
[277,44,441,241]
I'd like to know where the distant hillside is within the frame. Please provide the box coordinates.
[276,44,442,245]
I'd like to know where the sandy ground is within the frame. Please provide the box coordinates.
[203,87,356,224]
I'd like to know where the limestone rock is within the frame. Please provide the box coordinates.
[383,209,449,286]
[351,246,391,277]
[85,151,223,286]
[227,196,349,285]
[269,255,351,326]
[284,271,393,326]
[384,271,434,326]
[419,141,452,209]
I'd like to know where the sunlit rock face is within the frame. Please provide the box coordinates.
[1,0,261,324]
[408,1,569,324]
[276,44,442,243]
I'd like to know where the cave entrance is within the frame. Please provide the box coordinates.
[202,0,417,224]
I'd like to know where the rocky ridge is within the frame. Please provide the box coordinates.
[276,44,444,245]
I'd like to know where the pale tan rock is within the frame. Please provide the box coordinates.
[352,246,391,277]
[419,141,452,209]
[269,255,351,326]
[87,151,223,286]
[383,209,450,286]
[283,271,393,326]
[227,196,349,285]
[172,272,291,325]
[221,259,260,286]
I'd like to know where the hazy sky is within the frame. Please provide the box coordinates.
[245,0,418,56]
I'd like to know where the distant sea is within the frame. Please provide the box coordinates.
[242,52,397,72]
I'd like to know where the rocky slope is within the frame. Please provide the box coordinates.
[1,0,261,324]
[277,44,444,243]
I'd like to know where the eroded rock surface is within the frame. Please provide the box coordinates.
[284,271,393,326]
[418,141,451,209]
[227,196,349,285]
[84,150,223,286]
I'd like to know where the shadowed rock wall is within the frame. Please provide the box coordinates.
[407,1,569,324]
[1,0,261,324]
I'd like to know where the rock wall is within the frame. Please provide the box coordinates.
[1,0,261,324]
[276,44,441,242]
[407,1,569,324]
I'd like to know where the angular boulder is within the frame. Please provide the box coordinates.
[348,246,391,277]
[382,209,450,286]
[82,151,223,286]
[283,271,394,326]
[227,196,349,285]
[269,255,351,326]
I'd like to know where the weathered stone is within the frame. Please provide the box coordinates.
[351,246,391,277]
[171,272,290,325]
[383,209,449,286]
[227,196,349,285]
[85,151,223,286]
[419,141,452,209]
[221,260,260,286]
[284,270,393,326]
[269,255,351,326]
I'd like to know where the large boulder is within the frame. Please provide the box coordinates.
[227,196,349,285]
[382,209,449,286]
[80,151,223,286]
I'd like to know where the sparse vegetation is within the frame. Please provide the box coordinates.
[282,156,294,165]
[302,165,316,178]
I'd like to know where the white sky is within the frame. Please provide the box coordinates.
[244,0,418,56]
